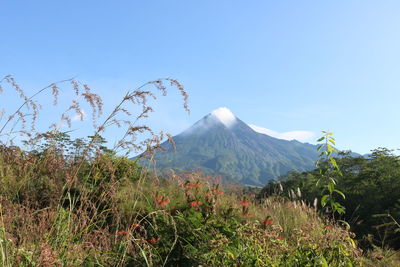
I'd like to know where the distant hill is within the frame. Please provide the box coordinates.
[140,107,326,186]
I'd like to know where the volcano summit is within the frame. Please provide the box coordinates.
[148,108,319,186]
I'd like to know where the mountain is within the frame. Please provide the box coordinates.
[146,107,320,186]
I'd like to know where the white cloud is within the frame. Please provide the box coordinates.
[249,124,315,142]
[71,109,86,122]
[210,107,237,127]
[53,109,86,129]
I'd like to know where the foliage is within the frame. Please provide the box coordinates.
[316,131,346,218]
[259,148,400,250]
[0,158,365,266]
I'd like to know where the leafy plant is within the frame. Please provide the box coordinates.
[316,131,346,218]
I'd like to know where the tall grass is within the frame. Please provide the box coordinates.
[0,75,394,266]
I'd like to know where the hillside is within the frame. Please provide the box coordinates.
[148,108,320,186]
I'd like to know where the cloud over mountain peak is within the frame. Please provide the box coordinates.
[210,107,237,127]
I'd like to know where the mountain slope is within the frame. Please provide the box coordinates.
[148,108,320,186]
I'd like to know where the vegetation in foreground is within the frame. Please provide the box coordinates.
[0,75,398,266]
[259,149,400,251]
[0,143,363,266]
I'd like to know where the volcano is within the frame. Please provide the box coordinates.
[147,107,319,186]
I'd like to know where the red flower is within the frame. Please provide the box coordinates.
[155,195,169,207]
[263,219,273,225]
[277,235,284,240]
[193,183,202,188]
[185,182,202,189]
[324,225,333,230]
[216,190,224,195]
[147,237,159,244]
[190,201,202,207]
[245,213,253,217]
[239,200,250,207]
[117,231,129,236]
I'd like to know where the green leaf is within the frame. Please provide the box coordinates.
[335,206,345,214]
[328,183,334,193]
[329,158,338,169]
[320,256,329,267]
[321,195,329,207]
[327,144,333,152]
[331,202,345,214]
[333,169,343,176]
[334,189,346,199]
[347,237,356,248]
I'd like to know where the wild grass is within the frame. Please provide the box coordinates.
[0,75,396,266]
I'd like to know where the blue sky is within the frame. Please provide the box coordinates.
[1,0,400,154]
